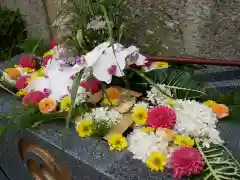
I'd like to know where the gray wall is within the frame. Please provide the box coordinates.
[1,0,240,60]
[0,0,52,41]
[121,0,240,59]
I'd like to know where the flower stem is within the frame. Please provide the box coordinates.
[131,69,172,98]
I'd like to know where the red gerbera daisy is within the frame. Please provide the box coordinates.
[50,40,56,49]
[171,147,205,179]
[19,56,36,69]
[148,106,176,129]
[22,91,45,107]
[16,75,30,89]
[80,79,101,95]
[42,55,52,66]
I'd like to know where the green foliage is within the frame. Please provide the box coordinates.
[18,38,49,57]
[200,90,240,123]
[118,67,206,99]
[93,120,111,137]
[66,70,84,129]
[0,7,26,60]
[0,102,65,136]
[195,141,240,180]
[55,0,125,54]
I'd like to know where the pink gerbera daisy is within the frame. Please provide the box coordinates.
[171,147,205,179]
[147,106,176,129]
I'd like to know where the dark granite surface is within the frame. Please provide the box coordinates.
[1,59,240,180]
[0,168,8,180]
[1,89,240,180]
[0,90,176,180]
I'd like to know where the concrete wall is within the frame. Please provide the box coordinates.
[120,0,240,59]
[1,0,240,60]
[0,0,56,41]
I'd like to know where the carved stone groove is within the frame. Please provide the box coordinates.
[18,139,72,180]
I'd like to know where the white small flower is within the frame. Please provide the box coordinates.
[88,16,106,30]
[75,112,93,125]
[91,107,122,125]
[107,109,123,124]
[127,128,170,163]
[133,101,149,109]
[75,86,86,106]
[155,128,172,142]
[92,107,108,120]
[147,84,172,106]
[127,129,158,162]
[173,99,222,144]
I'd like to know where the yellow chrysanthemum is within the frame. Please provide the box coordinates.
[174,135,195,147]
[76,120,94,137]
[14,65,19,68]
[23,68,35,73]
[146,152,167,172]
[60,96,71,112]
[43,51,55,57]
[155,62,168,68]
[37,68,45,76]
[108,134,128,151]
[167,98,175,106]
[203,100,217,108]
[16,88,27,96]
[102,98,119,106]
[132,107,148,125]
[141,127,155,133]
[4,68,11,73]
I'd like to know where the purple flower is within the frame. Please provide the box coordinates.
[76,56,83,64]
[70,75,76,80]
[107,65,117,75]
[43,88,52,97]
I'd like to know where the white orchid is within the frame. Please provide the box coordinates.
[26,48,86,102]
[84,41,146,84]
[143,61,169,72]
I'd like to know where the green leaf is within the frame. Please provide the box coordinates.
[128,67,205,99]
[18,38,49,56]
[195,140,240,180]
[233,92,240,105]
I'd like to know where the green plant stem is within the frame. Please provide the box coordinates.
[0,83,16,96]
[131,69,172,98]
[66,71,83,129]
[164,84,206,96]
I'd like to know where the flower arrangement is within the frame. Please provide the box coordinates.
[1,0,240,179]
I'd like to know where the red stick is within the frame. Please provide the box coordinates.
[146,56,240,67]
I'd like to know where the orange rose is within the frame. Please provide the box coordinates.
[106,87,121,100]
[7,68,21,79]
[212,104,229,119]
[39,98,57,114]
